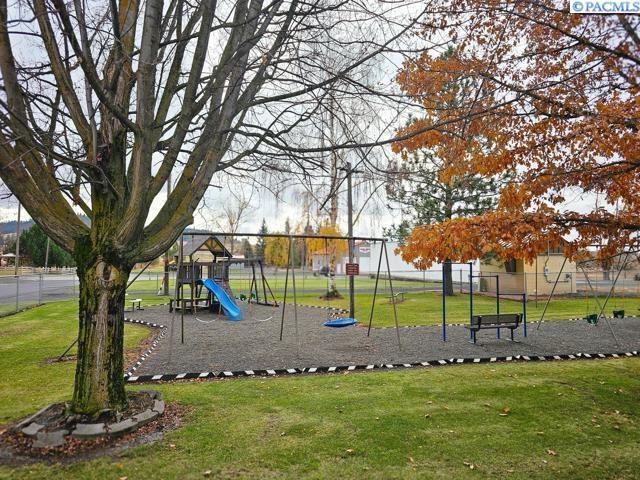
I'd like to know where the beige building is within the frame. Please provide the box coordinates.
[478,246,576,297]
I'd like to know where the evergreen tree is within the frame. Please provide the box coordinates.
[387,150,500,295]
[388,47,503,296]
[11,224,75,267]
[255,219,268,260]
[241,238,254,260]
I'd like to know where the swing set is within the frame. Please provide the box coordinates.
[278,235,402,349]
[168,231,402,348]
[536,247,639,346]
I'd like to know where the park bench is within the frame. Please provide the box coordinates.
[387,291,406,304]
[465,313,522,344]
[129,298,143,312]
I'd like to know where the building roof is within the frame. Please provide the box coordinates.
[175,234,232,259]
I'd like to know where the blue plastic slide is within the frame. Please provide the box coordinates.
[201,278,243,321]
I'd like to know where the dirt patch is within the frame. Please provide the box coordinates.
[124,332,155,370]
[0,401,191,466]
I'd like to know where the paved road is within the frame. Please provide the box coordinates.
[0,274,77,307]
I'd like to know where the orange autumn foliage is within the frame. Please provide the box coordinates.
[395,2,639,267]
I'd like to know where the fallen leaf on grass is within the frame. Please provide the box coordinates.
[203,471,212,477]
[463,461,475,469]
[546,449,557,456]
[346,449,355,454]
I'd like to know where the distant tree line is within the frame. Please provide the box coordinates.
[5,225,75,267]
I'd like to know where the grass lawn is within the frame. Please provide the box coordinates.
[1,301,640,479]
[281,291,640,328]
[126,273,437,298]
[0,301,150,424]
[127,275,640,328]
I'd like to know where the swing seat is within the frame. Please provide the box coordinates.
[613,310,624,319]
[585,313,599,325]
[323,317,357,328]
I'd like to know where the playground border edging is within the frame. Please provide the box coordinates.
[123,350,639,383]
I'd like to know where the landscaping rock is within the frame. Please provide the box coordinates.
[139,390,161,400]
[21,422,44,437]
[107,418,138,436]
[152,399,165,415]
[71,423,106,439]
[133,409,159,427]
[33,430,68,448]
[15,405,55,431]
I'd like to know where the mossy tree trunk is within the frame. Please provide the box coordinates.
[71,236,132,415]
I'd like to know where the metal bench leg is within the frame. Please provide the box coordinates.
[510,328,514,341]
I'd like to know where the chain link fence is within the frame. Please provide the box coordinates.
[1,266,638,324]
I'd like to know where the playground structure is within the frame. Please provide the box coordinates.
[169,234,236,315]
[169,233,286,322]
[168,231,400,347]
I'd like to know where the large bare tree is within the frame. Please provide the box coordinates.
[0,0,421,414]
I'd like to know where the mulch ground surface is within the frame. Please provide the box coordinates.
[127,304,640,375]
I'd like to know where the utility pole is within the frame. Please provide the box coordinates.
[346,162,355,319]
[15,202,21,312]
[44,237,50,272]
[162,174,171,295]
[14,202,21,276]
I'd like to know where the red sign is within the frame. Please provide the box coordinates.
[346,263,360,276]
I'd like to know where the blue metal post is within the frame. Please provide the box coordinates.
[469,262,473,340]
[496,275,501,339]
[442,262,446,341]
[523,293,528,337]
